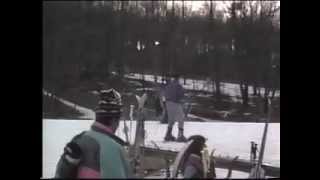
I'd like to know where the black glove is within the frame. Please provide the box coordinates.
[63,141,82,164]
[55,141,82,178]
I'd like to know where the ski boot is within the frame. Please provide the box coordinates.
[164,126,176,141]
[176,128,187,142]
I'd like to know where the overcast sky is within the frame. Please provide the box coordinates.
[168,1,280,12]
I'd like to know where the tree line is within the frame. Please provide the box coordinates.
[43,1,280,107]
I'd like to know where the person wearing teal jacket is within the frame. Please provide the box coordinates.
[55,89,133,178]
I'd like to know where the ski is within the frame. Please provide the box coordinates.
[201,145,210,178]
[130,93,148,177]
[123,118,130,145]
[208,149,217,178]
[129,105,134,144]
[171,139,195,178]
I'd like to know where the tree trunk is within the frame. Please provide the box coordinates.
[244,84,249,106]
[142,73,145,91]
[182,0,185,19]
[253,83,257,96]
[172,0,175,15]
[193,80,196,90]
[154,74,157,83]
[212,79,215,94]
[240,82,249,107]
[263,96,269,115]
[271,88,276,99]
[264,88,270,98]
[215,80,221,101]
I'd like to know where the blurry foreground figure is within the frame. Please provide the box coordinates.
[55,89,133,179]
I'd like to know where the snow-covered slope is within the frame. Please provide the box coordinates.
[124,73,280,98]
[42,119,280,178]
[43,89,95,119]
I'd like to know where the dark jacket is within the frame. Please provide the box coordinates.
[164,80,184,103]
[183,154,204,178]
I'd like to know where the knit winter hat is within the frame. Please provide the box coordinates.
[95,89,123,121]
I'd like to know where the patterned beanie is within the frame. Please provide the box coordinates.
[95,89,123,122]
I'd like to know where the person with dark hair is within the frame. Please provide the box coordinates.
[182,135,209,178]
[55,89,133,179]
[250,141,259,163]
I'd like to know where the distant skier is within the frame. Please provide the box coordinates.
[253,143,258,161]
[55,88,133,178]
[164,74,187,142]
[250,141,258,163]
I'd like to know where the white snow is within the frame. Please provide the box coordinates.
[42,119,94,178]
[43,89,95,119]
[136,88,156,91]
[128,80,143,87]
[124,73,280,99]
[42,119,280,179]
[90,90,99,95]
[42,84,279,178]
[196,93,213,98]
[187,114,222,122]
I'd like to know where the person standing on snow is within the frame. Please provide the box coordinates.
[250,141,255,163]
[55,89,133,179]
[253,143,258,161]
[250,142,259,163]
[163,74,187,142]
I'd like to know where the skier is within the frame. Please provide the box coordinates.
[55,88,133,178]
[163,74,187,142]
[250,141,258,163]
[182,135,215,178]
[253,143,258,161]
[250,141,254,163]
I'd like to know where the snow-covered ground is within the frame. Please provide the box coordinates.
[42,119,280,178]
[42,84,279,178]
[124,73,280,98]
[43,89,95,119]
[44,89,222,123]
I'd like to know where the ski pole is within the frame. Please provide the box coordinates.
[123,118,129,144]
[129,105,134,143]
[254,98,271,178]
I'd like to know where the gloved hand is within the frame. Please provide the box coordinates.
[63,141,82,165]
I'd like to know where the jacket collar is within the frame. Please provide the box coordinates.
[91,121,127,146]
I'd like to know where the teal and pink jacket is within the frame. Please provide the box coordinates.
[56,121,133,178]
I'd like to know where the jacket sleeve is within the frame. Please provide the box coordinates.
[75,133,101,178]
